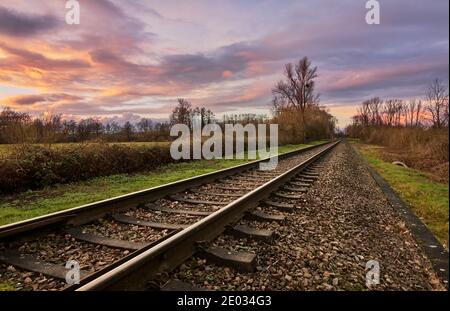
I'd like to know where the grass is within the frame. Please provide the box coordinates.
[0,141,326,226]
[0,282,14,291]
[352,141,449,248]
[0,144,9,155]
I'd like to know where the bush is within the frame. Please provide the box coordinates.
[0,143,175,193]
[360,127,449,162]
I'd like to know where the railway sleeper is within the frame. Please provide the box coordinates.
[263,200,294,212]
[245,210,286,222]
[233,178,266,183]
[145,203,211,216]
[215,185,253,191]
[189,189,242,198]
[289,181,311,187]
[161,279,209,291]
[274,192,304,200]
[298,173,319,179]
[197,246,257,273]
[66,227,148,250]
[169,194,229,206]
[225,224,273,241]
[293,177,315,183]
[281,185,308,192]
[0,250,91,281]
[112,214,188,230]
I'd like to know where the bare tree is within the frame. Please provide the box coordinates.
[405,99,422,127]
[394,100,404,126]
[122,121,134,141]
[383,99,403,126]
[0,107,31,143]
[272,57,319,141]
[356,100,371,127]
[170,98,192,127]
[426,78,449,128]
[137,118,153,133]
[367,97,383,125]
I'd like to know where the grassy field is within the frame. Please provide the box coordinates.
[0,141,327,226]
[353,141,449,249]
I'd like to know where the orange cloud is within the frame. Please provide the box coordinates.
[222,70,233,78]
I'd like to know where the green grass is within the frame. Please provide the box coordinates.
[353,142,449,248]
[0,141,325,226]
[0,282,15,291]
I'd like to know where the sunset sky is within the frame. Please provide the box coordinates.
[0,0,448,127]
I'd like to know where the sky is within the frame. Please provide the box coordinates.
[0,0,448,127]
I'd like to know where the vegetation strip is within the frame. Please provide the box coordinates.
[352,143,449,287]
[353,142,448,248]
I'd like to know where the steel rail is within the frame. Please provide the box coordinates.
[0,141,332,240]
[76,140,340,290]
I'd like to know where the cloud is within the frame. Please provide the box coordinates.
[0,6,58,37]
[0,43,91,70]
[1,93,83,107]
[0,0,448,127]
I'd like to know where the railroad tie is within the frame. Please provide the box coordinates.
[225,224,273,241]
[0,250,90,280]
[245,210,286,222]
[189,189,242,198]
[274,192,304,200]
[215,185,253,191]
[112,214,188,230]
[169,194,229,206]
[281,185,308,193]
[289,181,311,187]
[198,246,256,273]
[263,200,295,212]
[66,227,148,250]
[293,177,315,183]
[145,203,212,216]
[298,173,319,179]
[161,279,209,291]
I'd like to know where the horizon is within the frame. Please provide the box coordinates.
[0,0,449,128]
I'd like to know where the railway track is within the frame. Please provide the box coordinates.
[0,141,339,291]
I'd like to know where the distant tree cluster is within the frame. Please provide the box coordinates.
[0,108,171,144]
[170,98,215,128]
[222,113,269,125]
[346,79,449,137]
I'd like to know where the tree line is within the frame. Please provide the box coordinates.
[0,107,175,144]
[346,78,449,137]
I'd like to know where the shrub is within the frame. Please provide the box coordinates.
[360,127,449,162]
[0,143,175,193]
